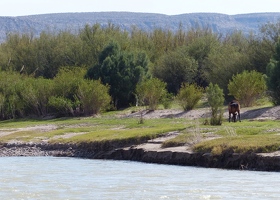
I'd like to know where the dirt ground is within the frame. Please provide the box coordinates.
[124,105,280,120]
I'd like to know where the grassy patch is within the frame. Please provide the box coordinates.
[162,119,280,153]
[1,106,280,155]
[0,117,187,143]
[51,118,187,143]
[194,134,280,154]
[0,131,40,142]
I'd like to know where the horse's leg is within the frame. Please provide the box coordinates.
[238,111,241,122]
[229,113,231,122]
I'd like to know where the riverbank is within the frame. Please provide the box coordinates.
[0,105,280,171]
[1,133,280,171]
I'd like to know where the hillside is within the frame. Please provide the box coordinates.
[0,12,280,42]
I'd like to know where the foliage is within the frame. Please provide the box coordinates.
[153,47,198,93]
[0,67,112,119]
[136,78,167,110]
[176,83,204,111]
[160,92,174,109]
[48,96,75,116]
[1,20,280,115]
[19,77,53,116]
[78,79,111,115]
[206,42,250,96]
[206,83,224,125]
[228,70,267,107]
[186,31,221,87]
[0,72,25,119]
[266,38,280,105]
[86,41,149,108]
[52,67,86,115]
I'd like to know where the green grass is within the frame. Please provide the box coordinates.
[0,116,187,143]
[0,131,39,142]
[1,104,280,155]
[194,134,280,154]
[162,119,280,154]
[51,118,187,143]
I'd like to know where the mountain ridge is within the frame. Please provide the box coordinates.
[1,12,280,42]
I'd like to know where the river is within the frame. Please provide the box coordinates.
[0,157,279,199]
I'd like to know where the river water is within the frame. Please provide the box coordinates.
[0,157,279,199]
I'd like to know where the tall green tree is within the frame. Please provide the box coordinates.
[0,72,25,119]
[86,41,149,108]
[266,38,280,105]
[153,47,198,94]
[51,67,86,115]
[186,30,220,87]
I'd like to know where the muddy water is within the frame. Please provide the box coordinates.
[0,157,279,199]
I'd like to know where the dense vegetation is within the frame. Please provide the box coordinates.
[0,21,280,119]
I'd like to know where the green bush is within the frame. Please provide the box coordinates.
[78,79,111,115]
[206,83,224,125]
[48,96,75,116]
[266,39,280,105]
[161,93,173,109]
[176,83,203,111]
[136,78,167,110]
[228,70,267,107]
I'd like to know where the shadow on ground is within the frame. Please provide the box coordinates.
[241,107,274,119]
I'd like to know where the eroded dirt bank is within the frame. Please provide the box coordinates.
[1,140,280,172]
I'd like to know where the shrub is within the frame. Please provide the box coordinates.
[161,92,173,109]
[266,39,280,105]
[48,96,75,116]
[78,79,111,115]
[176,83,203,111]
[206,83,224,125]
[136,78,167,110]
[228,70,267,107]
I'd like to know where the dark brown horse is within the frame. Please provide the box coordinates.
[228,100,241,122]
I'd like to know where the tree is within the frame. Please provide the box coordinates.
[136,78,167,110]
[266,38,280,105]
[206,83,224,125]
[228,70,267,107]
[19,77,53,117]
[176,83,203,111]
[153,47,198,94]
[86,41,149,108]
[186,30,220,87]
[205,32,253,97]
[0,72,25,119]
[52,67,86,116]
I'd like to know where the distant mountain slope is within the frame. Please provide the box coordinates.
[0,12,280,42]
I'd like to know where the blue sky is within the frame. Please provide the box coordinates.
[0,0,280,16]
